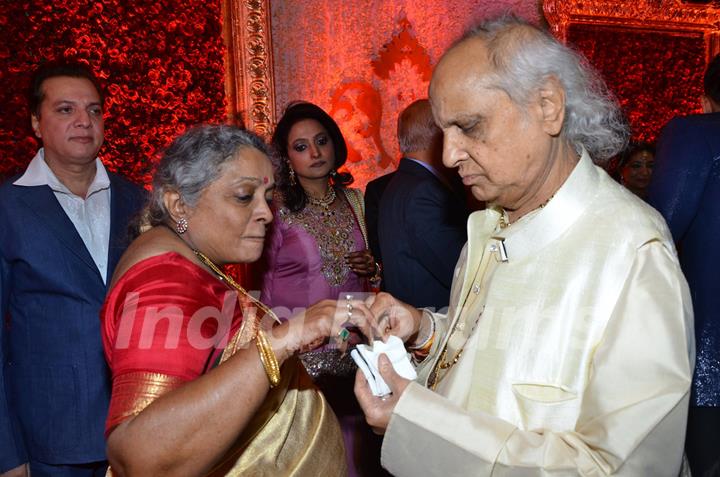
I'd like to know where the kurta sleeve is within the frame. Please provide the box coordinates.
[382,240,694,476]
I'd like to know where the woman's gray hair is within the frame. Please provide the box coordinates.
[460,16,629,162]
[145,124,272,228]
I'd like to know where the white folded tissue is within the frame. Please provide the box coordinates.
[350,335,418,397]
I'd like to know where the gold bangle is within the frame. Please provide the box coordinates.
[370,261,382,284]
[410,314,435,361]
[255,329,280,388]
[415,330,435,353]
[408,311,435,351]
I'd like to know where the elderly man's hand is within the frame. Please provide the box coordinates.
[354,353,411,434]
[368,292,422,343]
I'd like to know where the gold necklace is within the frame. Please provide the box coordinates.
[499,193,556,229]
[306,186,336,210]
[192,249,280,324]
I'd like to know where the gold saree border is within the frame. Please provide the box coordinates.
[343,188,369,249]
[107,371,185,431]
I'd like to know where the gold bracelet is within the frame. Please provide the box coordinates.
[255,329,280,388]
[408,311,436,351]
[372,261,382,281]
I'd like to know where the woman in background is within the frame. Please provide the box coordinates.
[615,141,655,200]
[260,101,385,476]
[261,101,379,310]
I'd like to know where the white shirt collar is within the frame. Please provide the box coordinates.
[14,148,111,197]
[405,157,453,189]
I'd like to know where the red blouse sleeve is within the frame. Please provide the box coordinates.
[101,252,242,434]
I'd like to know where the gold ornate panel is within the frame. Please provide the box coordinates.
[544,0,720,142]
[222,0,276,137]
[544,0,720,60]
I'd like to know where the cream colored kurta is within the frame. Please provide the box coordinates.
[381,151,694,476]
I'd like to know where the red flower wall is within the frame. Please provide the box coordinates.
[0,0,227,184]
[0,0,709,187]
[568,24,706,144]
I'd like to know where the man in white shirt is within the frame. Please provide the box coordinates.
[355,16,694,476]
[0,61,145,477]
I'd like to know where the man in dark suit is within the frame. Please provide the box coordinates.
[0,61,145,477]
[376,99,468,311]
[648,54,720,477]
[364,171,394,283]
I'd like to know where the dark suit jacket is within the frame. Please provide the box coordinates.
[378,158,468,311]
[364,172,395,265]
[647,112,720,406]
[0,172,145,470]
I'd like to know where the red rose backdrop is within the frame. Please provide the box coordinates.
[568,24,706,144]
[1,0,714,187]
[0,0,227,184]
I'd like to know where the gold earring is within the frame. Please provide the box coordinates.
[288,165,296,186]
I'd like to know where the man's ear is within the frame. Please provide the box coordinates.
[31,114,41,138]
[537,76,566,136]
[163,189,188,223]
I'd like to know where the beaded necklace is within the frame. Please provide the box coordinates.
[305,186,336,211]
[281,188,357,286]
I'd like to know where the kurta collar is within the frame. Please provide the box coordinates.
[492,148,599,262]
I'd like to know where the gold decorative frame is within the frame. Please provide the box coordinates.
[222,0,276,137]
[544,0,720,60]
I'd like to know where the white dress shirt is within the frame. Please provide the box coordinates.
[14,148,112,283]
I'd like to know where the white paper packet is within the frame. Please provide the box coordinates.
[350,335,417,397]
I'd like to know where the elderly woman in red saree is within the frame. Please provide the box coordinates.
[101,125,372,476]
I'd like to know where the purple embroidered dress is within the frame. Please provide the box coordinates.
[260,189,368,313]
[260,188,387,477]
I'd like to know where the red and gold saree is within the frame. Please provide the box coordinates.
[101,252,346,476]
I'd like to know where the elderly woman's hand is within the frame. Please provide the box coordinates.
[346,249,377,277]
[269,298,376,360]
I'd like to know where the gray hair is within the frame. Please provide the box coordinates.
[460,16,628,162]
[398,99,441,154]
[146,124,272,227]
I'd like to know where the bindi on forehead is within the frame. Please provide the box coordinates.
[263,176,269,184]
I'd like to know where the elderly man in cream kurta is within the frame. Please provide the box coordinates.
[355,17,693,477]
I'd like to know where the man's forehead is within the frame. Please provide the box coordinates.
[42,76,100,97]
[432,39,492,93]
[440,37,490,73]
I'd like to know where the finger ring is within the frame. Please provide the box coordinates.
[380,394,392,401]
[337,327,351,342]
[345,294,354,319]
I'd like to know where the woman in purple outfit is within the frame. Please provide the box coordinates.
[260,101,386,476]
